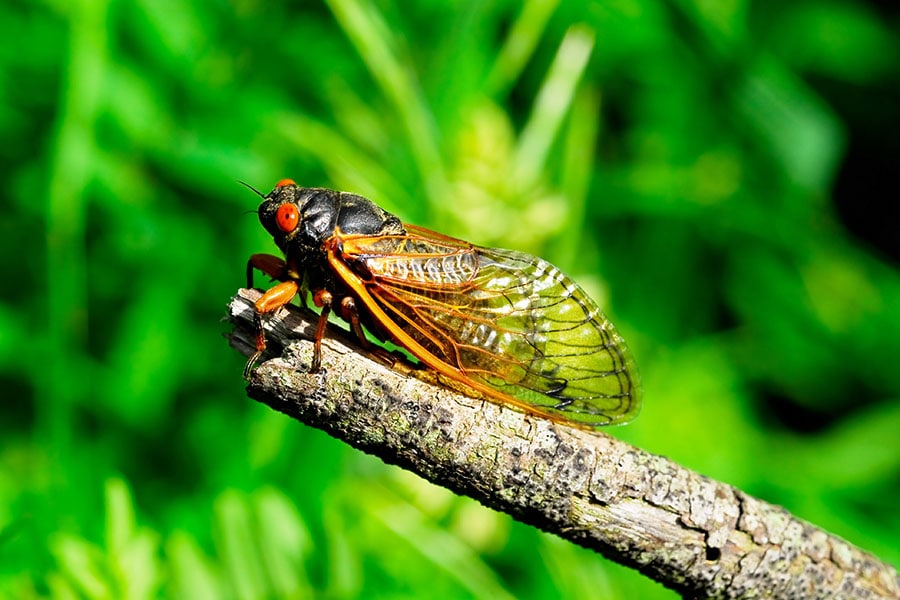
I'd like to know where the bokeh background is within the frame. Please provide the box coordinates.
[2,0,899,598]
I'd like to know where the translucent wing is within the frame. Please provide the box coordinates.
[328,225,641,428]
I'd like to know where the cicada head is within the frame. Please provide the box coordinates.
[258,180,405,259]
[257,180,334,254]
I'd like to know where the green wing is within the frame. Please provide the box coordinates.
[339,227,641,427]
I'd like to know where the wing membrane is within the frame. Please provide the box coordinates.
[331,226,641,427]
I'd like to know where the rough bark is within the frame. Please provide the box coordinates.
[227,288,900,600]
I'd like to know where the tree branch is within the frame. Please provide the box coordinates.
[227,288,900,600]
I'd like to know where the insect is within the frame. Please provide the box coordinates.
[244,179,641,428]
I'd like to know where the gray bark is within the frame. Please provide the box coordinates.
[227,288,900,600]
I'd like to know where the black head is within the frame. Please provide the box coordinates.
[257,180,404,257]
[258,180,340,254]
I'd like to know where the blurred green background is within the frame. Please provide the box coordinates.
[2,0,899,598]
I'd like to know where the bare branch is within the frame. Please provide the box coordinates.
[227,288,900,600]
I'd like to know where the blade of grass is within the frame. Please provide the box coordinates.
[554,84,600,267]
[43,0,107,498]
[215,491,268,600]
[362,484,517,600]
[325,0,448,203]
[513,24,595,186]
[486,0,561,95]
[270,111,414,211]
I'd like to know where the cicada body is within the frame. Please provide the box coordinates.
[245,180,641,428]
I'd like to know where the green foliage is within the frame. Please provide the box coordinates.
[1,0,898,598]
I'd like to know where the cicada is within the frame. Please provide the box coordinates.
[244,179,641,428]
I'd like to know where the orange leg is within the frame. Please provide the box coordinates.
[340,296,370,350]
[310,289,334,372]
[243,280,299,379]
[337,295,405,368]
[247,253,308,307]
[246,253,289,288]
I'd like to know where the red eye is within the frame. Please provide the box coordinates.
[276,203,300,233]
[275,178,296,188]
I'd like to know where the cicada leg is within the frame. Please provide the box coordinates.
[310,289,335,372]
[246,253,289,288]
[247,253,309,308]
[336,295,410,369]
[243,280,299,379]
[339,296,370,351]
